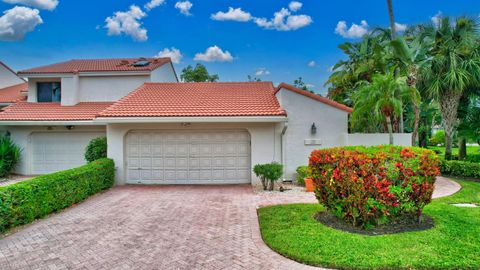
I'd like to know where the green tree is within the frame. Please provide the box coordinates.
[180,64,219,82]
[418,16,480,160]
[352,72,410,144]
[293,77,309,91]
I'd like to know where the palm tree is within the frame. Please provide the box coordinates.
[351,72,410,144]
[386,0,396,39]
[390,36,431,145]
[418,16,480,160]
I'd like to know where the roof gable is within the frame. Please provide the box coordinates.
[276,83,353,113]
[0,83,27,103]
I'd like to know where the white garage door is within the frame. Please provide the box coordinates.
[31,132,105,174]
[126,130,251,184]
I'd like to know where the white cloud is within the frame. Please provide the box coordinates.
[255,68,270,76]
[105,5,147,42]
[144,0,165,11]
[0,6,42,41]
[288,1,302,12]
[194,45,233,62]
[308,60,316,67]
[175,1,192,16]
[395,22,407,32]
[211,7,252,22]
[155,47,183,64]
[335,20,368,39]
[254,7,312,31]
[431,11,442,26]
[2,0,58,10]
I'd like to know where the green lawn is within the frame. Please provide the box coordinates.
[258,180,480,270]
[429,146,480,156]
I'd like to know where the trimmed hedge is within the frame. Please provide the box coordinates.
[296,166,309,186]
[0,158,114,233]
[310,146,439,228]
[440,159,480,178]
[84,136,107,163]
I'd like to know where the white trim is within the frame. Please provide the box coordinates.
[94,116,288,123]
[0,120,104,126]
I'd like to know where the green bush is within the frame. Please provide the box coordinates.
[0,136,21,178]
[430,130,445,146]
[310,146,439,228]
[463,154,480,163]
[440,159,480,178]
[253,162,283,191]
[296,166,309,186]
[85,137,107,163]
[0,158,115,233]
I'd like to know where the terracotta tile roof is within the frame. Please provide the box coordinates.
[0,83,27,103]
[98,82,287,118]
[0,102,114,121]
[276,83,353,113]
[18,58,171,74]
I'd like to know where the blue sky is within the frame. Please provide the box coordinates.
[0,0,478,94]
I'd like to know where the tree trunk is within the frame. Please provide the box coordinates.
[386,0,396,39]
[440,91,462,160]
[412,104,420,146]
[458,137,467,160]
[386,116,394,145]
[399,107,404,133]
[268,180,274,191]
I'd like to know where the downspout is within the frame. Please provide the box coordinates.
[281,121,288,181]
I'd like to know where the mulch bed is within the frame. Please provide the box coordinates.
[314,211,434,236]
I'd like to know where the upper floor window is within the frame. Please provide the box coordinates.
[37,82,61,102]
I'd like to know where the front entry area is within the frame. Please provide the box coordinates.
[125,130,251,184]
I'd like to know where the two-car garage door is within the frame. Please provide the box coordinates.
[126,130,251,184]
[31,132,105,174]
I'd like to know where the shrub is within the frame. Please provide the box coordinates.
[296,166,309,186]
[85,136,107,163]
[309,146,439,228]
[429,130,445,146]
[0,136,21,178]
[440,159,480,178]
[463,154,480,163]
[253,162,283,191]
[0,158,114,233]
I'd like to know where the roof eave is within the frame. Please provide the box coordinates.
[94,115,288,124]
[0,120,103,126]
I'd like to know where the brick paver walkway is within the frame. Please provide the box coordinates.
[0,177,460,270]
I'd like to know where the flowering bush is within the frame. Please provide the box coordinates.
[309,146,439,228]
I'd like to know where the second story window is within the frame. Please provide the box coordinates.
[37,82,61,102]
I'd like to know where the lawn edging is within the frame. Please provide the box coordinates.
[0,158,115,233]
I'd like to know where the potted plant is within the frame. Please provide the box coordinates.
[304,177,315,192]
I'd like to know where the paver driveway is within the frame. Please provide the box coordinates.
[0,185,321,270]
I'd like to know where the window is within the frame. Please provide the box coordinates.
[37,82,61,102]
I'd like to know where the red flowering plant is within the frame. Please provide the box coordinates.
[309,145,439,228]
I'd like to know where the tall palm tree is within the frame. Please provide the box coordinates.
[351,72,410,144]
[419,16,480,160]
[391,36,431,145]
[386,0,396,39]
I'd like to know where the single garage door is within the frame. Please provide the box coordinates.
[31,132,105,174]
[126,130,251,184]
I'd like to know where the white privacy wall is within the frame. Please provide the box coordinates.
[275,88,349,181]
[0,64,24,89]
[347,133,412,146]
[106,122,283,185]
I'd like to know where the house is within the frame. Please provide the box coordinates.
[0,57,352,185]
[0,61,27,108]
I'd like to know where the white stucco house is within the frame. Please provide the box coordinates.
[0,61,27,108]
[0,57,356,185]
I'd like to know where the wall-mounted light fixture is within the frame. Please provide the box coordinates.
[311,123,317,135]
[5,130,10,137]
[66,125,75,130]
[181,122,192,127]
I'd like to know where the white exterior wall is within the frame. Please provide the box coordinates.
[276,88,349,180]
[60,75,79,105]
[106,122,283,185]
[78,75,150,102]
[6,125,106,175]
[151,63,178,82]
[347,133,412,146]
[0,64,24,89]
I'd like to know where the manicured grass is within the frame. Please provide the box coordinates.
[429,146,480,156]
[258,180,480,269]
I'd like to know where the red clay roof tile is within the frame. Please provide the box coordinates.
[0,102,114,121]
[98,82,287,117]
[18,58,171,74]
[0,83,27,103]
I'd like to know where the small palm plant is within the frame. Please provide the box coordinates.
[0,135,21,178]
[352,72,410,145]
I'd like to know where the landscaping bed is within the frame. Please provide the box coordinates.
[258,179,480,269]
